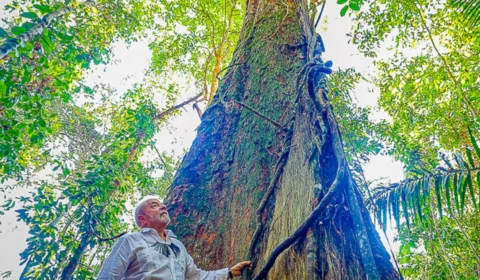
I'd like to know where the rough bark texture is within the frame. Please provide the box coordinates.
[166,0,399,279]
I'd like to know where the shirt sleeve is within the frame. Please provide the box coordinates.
[97,236,133,280]
[184,252,229,280]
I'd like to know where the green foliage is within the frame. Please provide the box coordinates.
[147,0,244,102]
[13,88,180,279]
[452,0,480,28]
[396,212,480,279]
[337,0,364,17]
[1,0,478,278]
[0,0,161,180]
[350,0,480,277]
[370,133,480,278]
[372,151,480,230]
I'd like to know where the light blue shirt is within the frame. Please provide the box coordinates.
[97,228,228,280]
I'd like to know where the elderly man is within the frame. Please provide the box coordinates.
[97,196,251,279]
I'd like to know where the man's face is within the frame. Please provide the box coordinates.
[139,199,171,228]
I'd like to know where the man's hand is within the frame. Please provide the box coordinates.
[229,261,252,277]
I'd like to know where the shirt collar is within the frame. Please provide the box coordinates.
[140,228,177,239]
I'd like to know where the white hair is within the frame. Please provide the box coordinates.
[133,195,162,227]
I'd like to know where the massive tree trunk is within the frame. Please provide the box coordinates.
[166,0,399,279]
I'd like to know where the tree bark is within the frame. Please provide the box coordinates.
[167,0,400,279]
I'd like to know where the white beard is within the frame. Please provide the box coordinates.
[160,214,171,226]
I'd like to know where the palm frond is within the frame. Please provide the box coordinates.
[451,0,480,28]
[369,130,480,231]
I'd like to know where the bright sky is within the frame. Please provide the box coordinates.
[0,3,405,278]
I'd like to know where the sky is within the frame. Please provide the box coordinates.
[0,2,405,278]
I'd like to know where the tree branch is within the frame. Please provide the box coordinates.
[414,2,478,120]
[153,93,203,121]
[234,100,286,131]
[314,0,326,29]
[90,223,127,242]
[0,0,96,60]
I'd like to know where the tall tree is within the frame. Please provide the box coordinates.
[166,1,399,279]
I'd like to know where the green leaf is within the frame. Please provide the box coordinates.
[24,42,33,52]
[466,148,475,168]
[414,181,423,223]
[467,172,477,209]
[0,27,7,38]
[11,26,27,36]
[337,0,348,4]
[453,174,459,213]
[340,5,349,17]
[442,175,452,215]
[41,36,53,53]
[434,177,442,218]
[460,173,469,214]
[20,12,39,19]
[467,127,480,160]
[33,4,52,14]
[349,3,361,11]
[0,81,6,95]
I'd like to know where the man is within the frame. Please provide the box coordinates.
[97,195,251,279]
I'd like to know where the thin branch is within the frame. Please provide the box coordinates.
[314,0,326,29]
[90,223,127,242]
[207,0,238,104]
[414,2,478,120]
[234,100,286,131]
[203,51,214,98]
[153,145,168,167]
[196,5,217,53]
[153,93,203,121]
[192,102,203,119]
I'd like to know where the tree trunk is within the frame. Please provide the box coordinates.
[166,1,399,279]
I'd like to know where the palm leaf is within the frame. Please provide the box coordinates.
[369,132,480,228]
[442,174,452,215]
[370,164,479,228]
[434,177,443,218]
[468,127,480,159]
[452,0,480,28]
